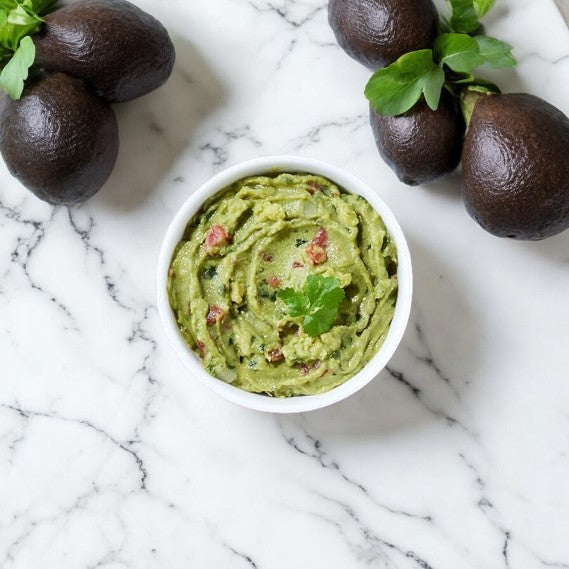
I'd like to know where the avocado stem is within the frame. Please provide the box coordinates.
[460,88,494,128]
[460,91,481,128]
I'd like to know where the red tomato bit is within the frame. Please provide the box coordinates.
[306,227,328,265]
[268,347,284,362]
[206,305,225,325]
[197,341,206,358]
[267,276,282,289]
[205,225,229,254]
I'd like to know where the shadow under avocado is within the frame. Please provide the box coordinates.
[517,228,569,264]
[425,167,464,201]
[96,35,226,211]
[278,237,481,438]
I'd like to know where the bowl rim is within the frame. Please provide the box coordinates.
[157,156,413,413]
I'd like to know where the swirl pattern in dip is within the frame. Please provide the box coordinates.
[167,173,398,397]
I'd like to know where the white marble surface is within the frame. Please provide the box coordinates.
[1,0,569,567]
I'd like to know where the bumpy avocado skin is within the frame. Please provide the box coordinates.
[328,0,439,70]
[34,0,175,102]
[462,93,569,240]
[0,73,119,205]
[370,95,464,186]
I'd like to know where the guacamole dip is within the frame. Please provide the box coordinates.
[167,173,398,397]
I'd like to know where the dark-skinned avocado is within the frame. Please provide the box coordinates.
[462,93,569,240]
[370,94,465,186]
[34,0,175,103]
[328,0,439,70]
[0,73,119,205]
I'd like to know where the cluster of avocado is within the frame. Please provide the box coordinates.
[329,0,569,241]
[0,0,175,206]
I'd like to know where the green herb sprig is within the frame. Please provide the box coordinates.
[0,0,56,99]
[278,274,345,338]
[365,0,516,117]
[445,0,496,34]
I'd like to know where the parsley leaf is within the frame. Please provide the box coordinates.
[277,287,309,317]
[435,34,516,74]
[435,33,485,73]
[365,50,445,116]
[21,0,57,14]
[445,0,496,33]
[446,0,481,33]
[0,2,42,51]
[0,35,35,100]
[366,31,515,117]
[278,274,345,338]
[474,35,516,68]
[0,0,56,99]
[473,0,495,18]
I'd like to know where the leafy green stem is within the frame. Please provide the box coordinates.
[0,0,57,99]
[459,87,493,127]
[365,0,515,118]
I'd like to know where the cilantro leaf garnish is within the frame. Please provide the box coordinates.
[278,274,345,338]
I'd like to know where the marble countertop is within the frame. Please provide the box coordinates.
[556,0,569,20]
[1,0,569,567]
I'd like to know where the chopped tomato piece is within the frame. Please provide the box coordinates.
[292,261,304,269]
[306,243,327,265]
[205,225,229,254]
[299,361,321,374]
[206,305,225,325]
[306,227,328,265]
[307,181,322,194]
[268,347,284,362]
[312,227,328,247]
[267,276,282,289]
[197,341,206,358]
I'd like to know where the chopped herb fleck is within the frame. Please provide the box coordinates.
[258,284,278,301]
[202,265,218,279]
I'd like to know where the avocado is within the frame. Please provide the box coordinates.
[462,93,569,240]
[34,0,175,103]
[370,94,464,186]
[328,0,439,70]
[0,73,119,205]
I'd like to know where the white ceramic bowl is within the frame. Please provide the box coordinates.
[157,156,413,413]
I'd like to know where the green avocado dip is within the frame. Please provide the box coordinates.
[167,173,398,397]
